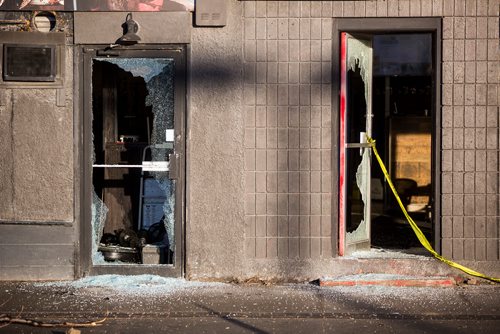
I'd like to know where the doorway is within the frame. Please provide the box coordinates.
[80,46,186,276]
[334,19,442,257]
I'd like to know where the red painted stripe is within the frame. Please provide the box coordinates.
[319,278,456,287]
[338,32,347,256]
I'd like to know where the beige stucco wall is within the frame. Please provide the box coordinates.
[0,23,76,280]
[0,40,74,222]
[186,1,246,279]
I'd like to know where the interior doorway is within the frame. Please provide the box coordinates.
[81,47,186,276]
[337,25,440,256]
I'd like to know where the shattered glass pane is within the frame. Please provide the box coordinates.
[99,58,171,83]
[345,36,373,250]
[143,59,176,253]
[91,57,176,262]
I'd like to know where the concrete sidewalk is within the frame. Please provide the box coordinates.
[0,276,499,333]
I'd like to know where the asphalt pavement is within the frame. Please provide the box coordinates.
[0,276,499,333]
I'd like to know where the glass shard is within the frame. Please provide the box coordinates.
[91,190,108,264]
[347,38,372,111]
[347,148,370,241]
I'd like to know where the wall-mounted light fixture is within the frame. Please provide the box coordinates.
[117,13,141,45]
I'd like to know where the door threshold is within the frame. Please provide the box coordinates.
[333,249,458,278]
[348,247,432,259]
[88,265,180,277]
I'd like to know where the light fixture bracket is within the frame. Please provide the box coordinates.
[117,13,141,45]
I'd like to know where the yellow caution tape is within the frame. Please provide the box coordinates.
[367,136,500,283]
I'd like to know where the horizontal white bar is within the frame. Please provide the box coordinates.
[142,161,169,172]
[92,161,169,172]
[92,164,143,168]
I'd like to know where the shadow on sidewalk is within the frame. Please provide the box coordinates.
[194,303,269,334]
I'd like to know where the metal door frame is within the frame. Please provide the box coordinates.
[77,45,186,277]
[332,18,442,257]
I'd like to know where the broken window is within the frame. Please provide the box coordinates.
[90,57,176,265]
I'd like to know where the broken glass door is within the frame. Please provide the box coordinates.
[83,47,185,275]
[339,33,373,255]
